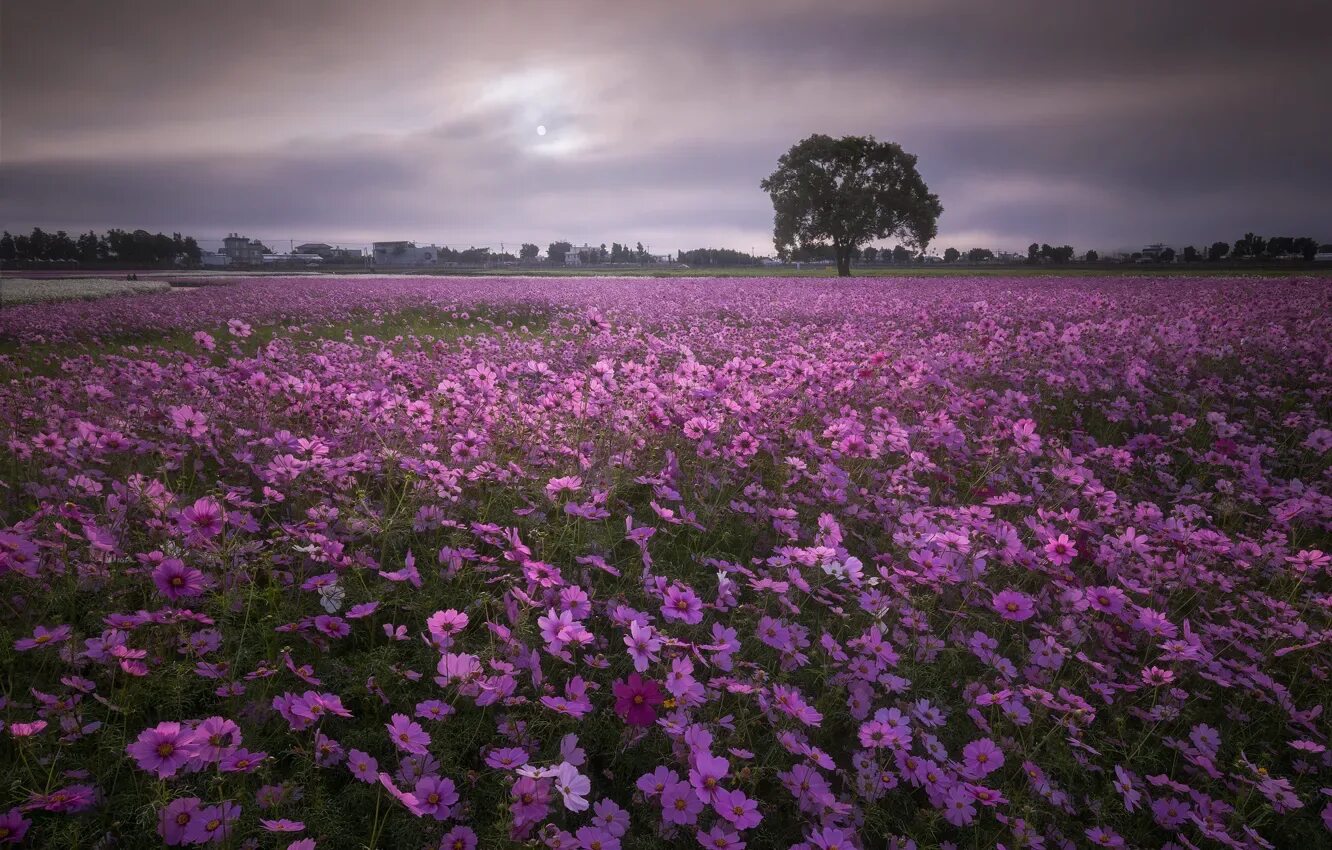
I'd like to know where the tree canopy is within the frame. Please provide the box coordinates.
[760,134,942,276]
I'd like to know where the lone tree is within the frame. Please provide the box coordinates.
[761,134,941,277]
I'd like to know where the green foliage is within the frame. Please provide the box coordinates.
[760,134,942,276]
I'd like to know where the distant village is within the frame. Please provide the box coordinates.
[4,227,1329,270]
[200,234,1332,270]
[200,236,681,268]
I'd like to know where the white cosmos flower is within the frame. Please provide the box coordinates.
[552,762,590,811]
[318,583,345,613]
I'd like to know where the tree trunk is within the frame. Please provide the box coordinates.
[836,245,852,277]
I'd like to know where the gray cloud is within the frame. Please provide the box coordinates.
[3,0,1330,254]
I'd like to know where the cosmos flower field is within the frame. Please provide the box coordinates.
[1,275,1330,849]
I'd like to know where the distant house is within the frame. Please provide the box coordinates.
[221,233,269,265]
[296,243,363,263]
[372,241,442,267]
[1139,243,1172,262]
[200,251,230,267]
[564,245,599,266]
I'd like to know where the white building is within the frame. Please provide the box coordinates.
[1139,243,1172,262]
[372,241,443,267]
[564,244,598,266]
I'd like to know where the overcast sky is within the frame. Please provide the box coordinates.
[3,0,1329,254]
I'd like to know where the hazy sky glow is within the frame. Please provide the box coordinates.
[3,0,1330,253]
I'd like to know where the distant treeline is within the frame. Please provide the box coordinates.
[1,228,202,267]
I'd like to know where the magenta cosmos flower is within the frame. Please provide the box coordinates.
[0,809,31,845]
[127,721,198,779]
[152,558,207,600]
[386,713,431,755]
[158,797,201,846]
[661,583,704,624]
[14,624,71,652]
[413,775,459,820]
[178,497,225,539]
[991,588,1036,621]
[612,673,664,726]
[1043,533,1077,566]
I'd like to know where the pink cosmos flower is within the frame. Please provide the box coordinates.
[414,775,459,820]
[637,766,679,798]
[485,747,529,770]
[440,825,478,850]
[436,652,482,684]
[612,673,664,726]
[509,776,551,830]
[426,608,469,642]
[1085,827,1126,847]
[14,624,71,652]
[1141,666,1175,686]
[661,779,704,825]
[346,601,379,619]
[538,607,593,654]
[219,748,266,773]
[1043,533,1077,566]
[697,824,745,850]
[572,825,618,850]
[386,713,431,755]
[192,716,241,762]
[289,691,353,726]
[127,721,198,779]
[661,583,704,624]
[261,819,305,832]
[545,475,583,499]
[169,405,208,438]
[1012,418,1042,453]
[415,699,455,722]
[347,749,378,783]
[713,788,762,830]
[152,558,207,600]
[962,738,1004,778]
[770,684,823,727]
[1085,585,1127,615]
[178,497,225,539]
[991,588,1036,621]
[942,784,977,826]
[624,620,662,672]
[158,797,201,846]
[185,801,240,845]
[592,798,630,837]
[8,720,47,738]
[689,753,729,803]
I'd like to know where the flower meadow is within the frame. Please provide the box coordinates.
[1,275,1330,850]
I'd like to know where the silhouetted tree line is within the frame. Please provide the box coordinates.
[0,228,202,267]
[677,248,761,266]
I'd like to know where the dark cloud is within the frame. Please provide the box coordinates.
[3,0,1330,253]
